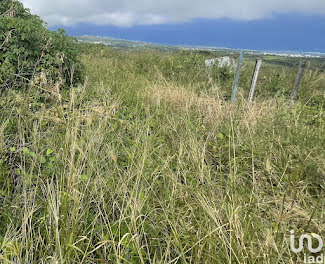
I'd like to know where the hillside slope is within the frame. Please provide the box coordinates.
[0,46,324,263]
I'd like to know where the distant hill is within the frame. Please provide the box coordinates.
[77,35,180,52]
[76,35,240,54]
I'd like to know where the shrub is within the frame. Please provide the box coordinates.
[0,0,83,90]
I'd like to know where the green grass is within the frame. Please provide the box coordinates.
[0,46,324,263]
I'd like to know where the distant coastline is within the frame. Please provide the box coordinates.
[77,35,325,59]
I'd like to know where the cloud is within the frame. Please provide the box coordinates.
[21,0,325,27]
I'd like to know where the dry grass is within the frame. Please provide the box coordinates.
[0,52,324,263]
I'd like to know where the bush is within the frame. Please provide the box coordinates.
[0,0,83,90]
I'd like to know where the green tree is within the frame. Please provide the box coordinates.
[0,0,83,90]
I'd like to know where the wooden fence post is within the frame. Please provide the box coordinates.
[231,50,244,102]
[291,61,307,102]
[247,58,263,109]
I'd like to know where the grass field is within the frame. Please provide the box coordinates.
[0,46,325,263]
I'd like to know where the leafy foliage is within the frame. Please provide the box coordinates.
[0,0,83,90]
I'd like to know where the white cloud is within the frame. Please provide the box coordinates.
[21,0,325,26]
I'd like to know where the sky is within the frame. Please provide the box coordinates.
[21,0,325,52]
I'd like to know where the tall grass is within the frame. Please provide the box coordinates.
[0,47,324,263]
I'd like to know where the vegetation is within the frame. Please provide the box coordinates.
[0,42,324,263]
[0,0,83,90]
[1,2,325,263]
